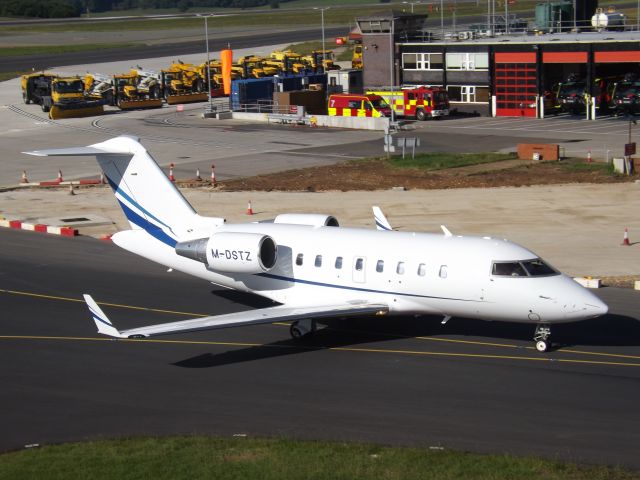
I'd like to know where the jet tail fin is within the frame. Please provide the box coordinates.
[24,135,218,246]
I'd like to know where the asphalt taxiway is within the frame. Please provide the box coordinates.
[1,228,639,468]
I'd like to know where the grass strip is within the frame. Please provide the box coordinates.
[386,152,517,171]
[0,43,135,58]
[0,436,637,480]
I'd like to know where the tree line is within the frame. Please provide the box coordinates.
[0,0,292,18]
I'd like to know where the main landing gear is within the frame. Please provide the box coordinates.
[289,319,317,339]
[534,324,552,352]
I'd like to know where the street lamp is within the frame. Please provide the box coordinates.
[402,1,421,13]
[196,13,214,114]
[313,7,330,72]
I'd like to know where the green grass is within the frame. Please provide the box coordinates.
[387,152,517,171]
[0,437,637,480]
[559,160,616,174]
[0,71,26,82]
[0,43,135,58]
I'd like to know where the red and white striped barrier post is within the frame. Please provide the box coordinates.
[169,163,175,182]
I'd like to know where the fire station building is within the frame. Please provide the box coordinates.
[356,12,640,118]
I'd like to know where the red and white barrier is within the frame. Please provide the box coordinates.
[0,219,78,237]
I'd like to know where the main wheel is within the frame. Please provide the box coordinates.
[535,340,549,353]
[290,324,304,339]
[416,109,427,121]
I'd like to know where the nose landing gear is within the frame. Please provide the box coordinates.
[534,324,551,352]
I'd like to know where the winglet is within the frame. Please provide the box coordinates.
[83,294,124,338]
[373,206,393,231]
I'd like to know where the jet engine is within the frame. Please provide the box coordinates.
[273,213,339,227]
[175,232,277,273]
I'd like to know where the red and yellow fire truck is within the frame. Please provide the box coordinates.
[366,87,450,120]
[327,94,391,117]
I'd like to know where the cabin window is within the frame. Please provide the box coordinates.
[335,256,343,269]
[376,260,384,273]
[315,255,322,267]
[417,263,426,276]
[439,265,448,278]
[396,262,405,275]
[296,253,304,266]
[355,258,364,271]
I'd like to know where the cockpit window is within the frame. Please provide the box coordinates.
[492,259,558,277]
[492,262,527,277]
[521,259,557,276]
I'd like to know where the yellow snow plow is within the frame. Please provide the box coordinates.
[21,73,104,120]
[113,69,163,110]
[161,62,208,104]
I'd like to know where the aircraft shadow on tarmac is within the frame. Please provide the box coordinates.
[172,309,640,368]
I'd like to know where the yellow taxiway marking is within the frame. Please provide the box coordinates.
[2,288,640,364]
[0,335,639,368]
[0,288,206,317]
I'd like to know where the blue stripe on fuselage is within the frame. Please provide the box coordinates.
[257,272,481,303]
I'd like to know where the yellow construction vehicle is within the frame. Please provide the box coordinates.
[84,73,115,105]
[21,72,104,120]
[161,62,208,104]
[267,50,308,74]
[199,60,242,97]
[235,55,276,78]
[303,50,341,72]
[112,69,163,109]
[352,44,363,69]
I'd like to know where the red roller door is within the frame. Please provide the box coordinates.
[494,52,537,117]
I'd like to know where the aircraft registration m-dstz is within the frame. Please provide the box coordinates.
[25,136,608,352]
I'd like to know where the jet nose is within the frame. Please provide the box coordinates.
[583,295,609,317]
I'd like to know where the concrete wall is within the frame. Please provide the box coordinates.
[231,111,390,131]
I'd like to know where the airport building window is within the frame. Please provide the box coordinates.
[446,52,488,71]
[335,256,343,269]
[447,86,489,104]
[396,262,405,275]
[296,253,304,266]
[417,263,426,276]
[376,260,384,273]
[439,265,448,278]
[355,258,364,271]
[402,52,443,71]
[315,255,322,267]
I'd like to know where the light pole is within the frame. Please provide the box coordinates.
[314,7,330,72]
[441,0,444,39]
[197,13,214,113]
[402,1,421,13]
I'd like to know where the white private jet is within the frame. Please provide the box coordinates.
[25,135,608,352]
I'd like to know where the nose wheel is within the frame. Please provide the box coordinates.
[534,324,551,352]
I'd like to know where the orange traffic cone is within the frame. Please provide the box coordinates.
[20,170,29,183]
[57,169,63,182]
[210,164,216,186]
[196,168,202,182]
[246,200,254,215]
[622,228,631,246]
[587,149,592,163]
[169,163,175,182]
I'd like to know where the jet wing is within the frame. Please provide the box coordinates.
[84,294,389,339]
